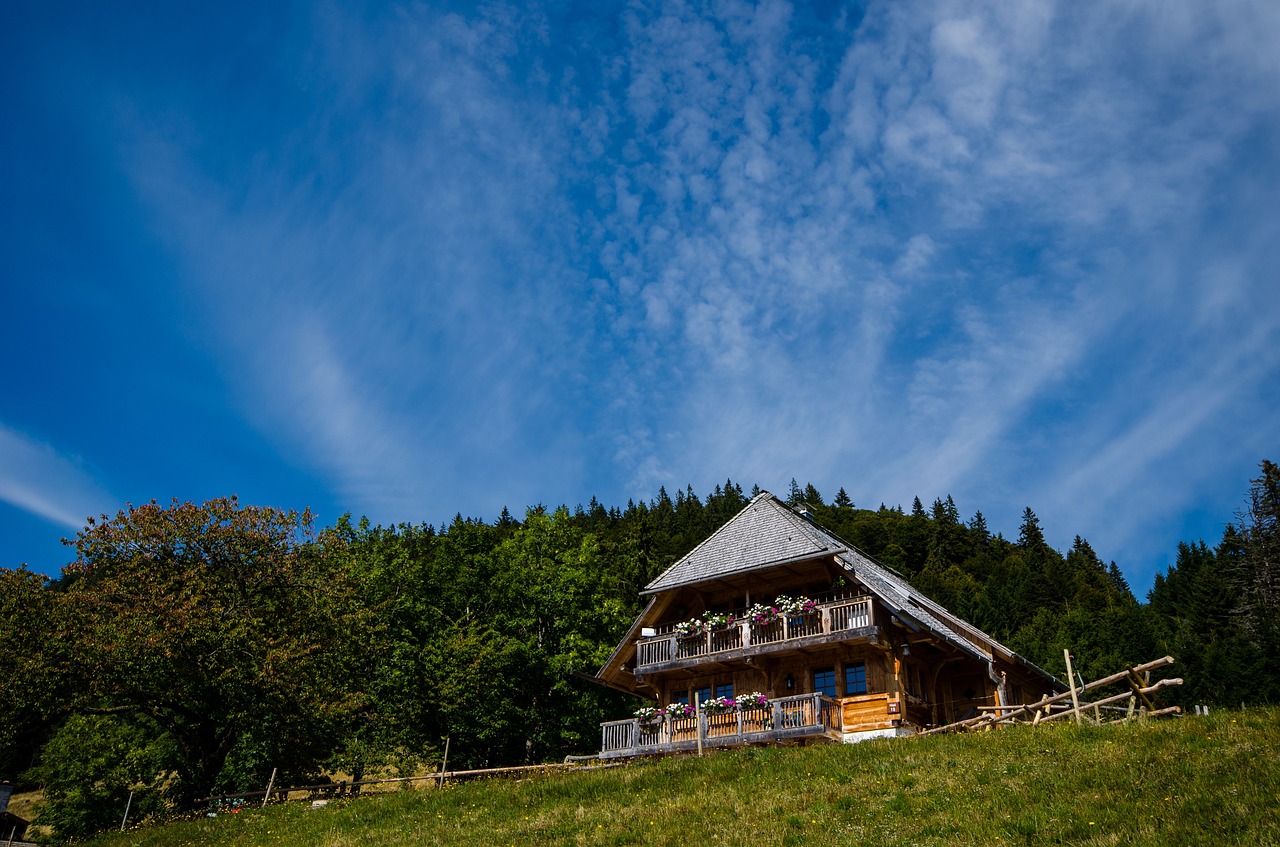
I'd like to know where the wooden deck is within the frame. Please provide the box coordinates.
[599,693,844,758]
[634,596,877,674]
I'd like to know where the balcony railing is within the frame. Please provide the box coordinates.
[635,595,875,671]
[600,693,842,758]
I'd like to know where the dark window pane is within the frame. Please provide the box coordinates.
[715,683,734,700]
[814,667,836,697]
[845,662,867,695]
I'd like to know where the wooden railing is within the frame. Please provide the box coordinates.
[635,596,874,670]
[600,693,842,757]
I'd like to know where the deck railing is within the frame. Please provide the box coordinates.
[636,596,874,670]
[600,693,842,757]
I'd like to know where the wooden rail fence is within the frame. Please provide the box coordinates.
[199,761,617,807]
[918,655,1183,736]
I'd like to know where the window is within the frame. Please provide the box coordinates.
[694,686,712,705]
[844,662,867,696]
[714,683,734,700]
[671,691,689,705]
[814,667,837,697]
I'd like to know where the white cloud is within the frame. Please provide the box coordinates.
[0,423,112,531]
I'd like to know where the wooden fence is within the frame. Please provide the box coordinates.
[200,761,616,807]
[918,655,1183,736]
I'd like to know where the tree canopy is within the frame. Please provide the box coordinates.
[4,465,1278,840]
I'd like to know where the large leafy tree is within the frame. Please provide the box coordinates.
[0,566,58,781]
[49,497,372,805]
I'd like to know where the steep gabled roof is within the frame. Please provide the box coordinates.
[643,493,842,593]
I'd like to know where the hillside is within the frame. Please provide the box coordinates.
[83,709,1280,847]
[4,461,1276,839]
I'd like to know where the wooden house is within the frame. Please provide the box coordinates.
[596,492,1063,757]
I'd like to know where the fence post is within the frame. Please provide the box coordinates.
[262,767,277,808]
[438,737,450,788]
[120,790,133,831]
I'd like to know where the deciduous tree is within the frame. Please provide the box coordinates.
[50,498,371,804]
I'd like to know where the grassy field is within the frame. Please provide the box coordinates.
[79,709,1279,847]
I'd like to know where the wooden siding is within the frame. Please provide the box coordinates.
[840,692,897,732]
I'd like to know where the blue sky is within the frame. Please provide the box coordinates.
[3,0,1277,594]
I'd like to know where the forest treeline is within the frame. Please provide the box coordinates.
[2,461,1277,839]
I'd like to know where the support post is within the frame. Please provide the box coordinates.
[120,790,134,831]
[1064,649,1082,726]
[438,737,450,788]
[695,692,704,757]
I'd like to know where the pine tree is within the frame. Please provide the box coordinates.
[968,511,989,542]
[1236,459,1280,641]
[1018,508,1046,549]
[1107,562,1131,598]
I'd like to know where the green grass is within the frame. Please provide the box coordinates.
[83,709,1280,846]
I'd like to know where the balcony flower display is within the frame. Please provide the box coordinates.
[673,618,705,638]
[635,705,664,727]
[735,691,769,709]
[665,701,696,718]
[703,611,735,631]
[747,603,782,626]
[777,595,819,616]
[701,696,736,714]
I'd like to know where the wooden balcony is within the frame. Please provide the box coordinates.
[634,596,877,674]
[599,693,842,758]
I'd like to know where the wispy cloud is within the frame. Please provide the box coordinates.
[85,0,1279,589]
[567,0,1280,576]
[0,422,112,531]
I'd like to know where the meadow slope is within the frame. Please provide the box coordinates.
[84,709,1280,847]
